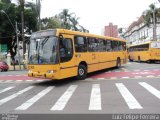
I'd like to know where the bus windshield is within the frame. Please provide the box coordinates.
[151,42,160,48]
[28,36,59,64]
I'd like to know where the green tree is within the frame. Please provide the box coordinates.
[143,3,160,27]
[58,9,74,29]
[40,9,89,32]
[41,17,61,30]
[0,1,38,60]
[69,16,80,31]
[0,1,17,60]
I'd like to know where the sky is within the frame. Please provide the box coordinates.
[13,0,160,35]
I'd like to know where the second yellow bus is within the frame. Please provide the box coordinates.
[128,41,160,62]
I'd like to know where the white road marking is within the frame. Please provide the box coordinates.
[16,86,54,110]
[51,85,77,111]
[121,68,129,72]
[116,83,142,109]
[16,80,23,82]
[0,80,4,83]
[0,87,14,94]
[89,84,101,110]
[139,82,160,99]
[0,86,34,106]
[5,80,13,83]
[25,80,33,82]
[146,75,155,78]
[97,78,105,80]
[8,75,13,76]
[36,80,44,82]
[110,77,117,79]
[121,77,129,79]
[134,76,142,78]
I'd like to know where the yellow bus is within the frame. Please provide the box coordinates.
[128,41,160,62]
[28,29,127,80]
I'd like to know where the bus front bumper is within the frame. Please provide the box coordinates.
[28,71,54,79]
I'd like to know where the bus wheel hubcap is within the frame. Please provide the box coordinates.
[79,69,84,76]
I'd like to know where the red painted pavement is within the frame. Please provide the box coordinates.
[91,70,160,79]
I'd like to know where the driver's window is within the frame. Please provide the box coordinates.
[60,38,73,62]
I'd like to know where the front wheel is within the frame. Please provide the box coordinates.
[76,64,87,80]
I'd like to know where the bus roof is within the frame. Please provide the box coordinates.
[56,29,126,42]
[31,29,126,42]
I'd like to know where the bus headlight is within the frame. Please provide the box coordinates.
[47,70,54,73]
[28,70,32,73]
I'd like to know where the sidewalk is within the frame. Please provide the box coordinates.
[9,65,27,71]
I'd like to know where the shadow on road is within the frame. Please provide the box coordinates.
[33,77,79,87]
[33,67,121,87]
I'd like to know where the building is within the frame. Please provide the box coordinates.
[104,23,118,38]
[123,16,160,45]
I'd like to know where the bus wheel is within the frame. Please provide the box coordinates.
[76,64,87,80]
[138,56,141,63]
[116,58,121,68]
[129,56,133,62]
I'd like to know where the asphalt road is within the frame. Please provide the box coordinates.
[0,61,160,115]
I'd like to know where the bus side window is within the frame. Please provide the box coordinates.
[88,37,97,52]
[98,39,106,52]
[106,40,112,52]
[74,36,87,52]
[122,42,126,51]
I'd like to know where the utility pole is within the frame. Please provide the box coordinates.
[153,7,157,41]
[16,22,21,70]
[36,0,41,30]
[20,0,25,60]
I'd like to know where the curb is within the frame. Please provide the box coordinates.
[9,65,27,71]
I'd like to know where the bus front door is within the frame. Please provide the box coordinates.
[59,34,77,79]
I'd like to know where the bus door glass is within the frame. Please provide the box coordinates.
[59,34,76,78]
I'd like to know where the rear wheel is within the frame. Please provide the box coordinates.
[116,58,121,68]
[76,64,87,80]
[138,56,141,63]
[129,56,133,62]
[0,68,2,72]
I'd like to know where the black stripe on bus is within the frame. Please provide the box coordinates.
[60,65,78,69]
[60,59,125,69]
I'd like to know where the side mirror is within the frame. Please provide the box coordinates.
[59,34,63,41]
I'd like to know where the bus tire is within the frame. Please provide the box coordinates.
[76,64,87,80]
[129,56,133,62]
[138,56,141,63]
[116,58,121,68]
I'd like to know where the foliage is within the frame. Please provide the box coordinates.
[41,17,61,30]
[143,3,160,27]
[42,9,88,32]
[0,1,38,60]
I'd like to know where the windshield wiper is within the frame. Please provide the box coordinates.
[41,37,49,48]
